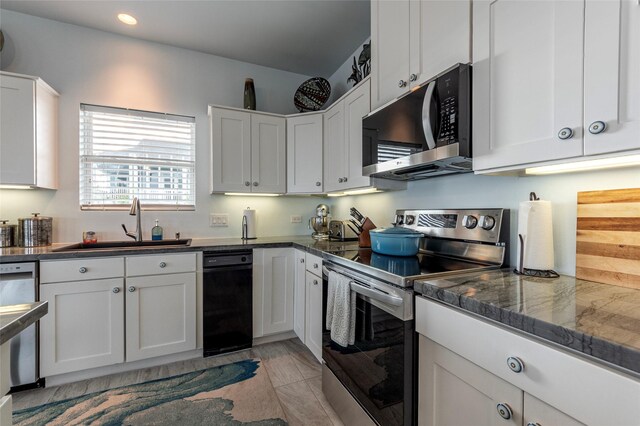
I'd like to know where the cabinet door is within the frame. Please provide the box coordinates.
[583,0,640,155]
[210,107,251,193]
[125,272,196,362]
[409,0,471,87]
[419,336,523,426]
[344,79,371,189]
[305,271,323,362]
[286,114,323,193]
[0,75,35,186]
[251,113,286,193]
[524,393,585,426]
[253,248,295,336]
[323,101,346,192]
[40,278,125,376]
[371,0,411,109]
[473,0,585,171]
[293,250,306,342]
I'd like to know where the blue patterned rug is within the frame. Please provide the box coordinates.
[14,359,288,425]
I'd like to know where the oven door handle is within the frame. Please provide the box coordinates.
[349,281,403,307]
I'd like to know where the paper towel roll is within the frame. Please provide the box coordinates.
[517,200,554,270]
[242,208,256,239]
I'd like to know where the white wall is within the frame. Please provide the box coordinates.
[327,167,640,276]
[0,10,323,242]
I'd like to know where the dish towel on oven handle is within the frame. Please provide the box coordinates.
[326,270,356,347]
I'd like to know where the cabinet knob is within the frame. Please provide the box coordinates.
[496,403,513,420]
[398,80,407,88]
[343,177,348,182]
[159,261,167,268]
[507,356,524,373]
[313,279,318,285]
[557,127,573,140]
[112,287,120,293]
[316,181,321,186]
[253,181,259,187]
[79,267,87,274]
[300,258,305,263]
[409,73,418,82]
[588,121,606,134]
[245,181,251,186]
[313,263,319,269]
[338,178,344,183]
[128,286,136,292]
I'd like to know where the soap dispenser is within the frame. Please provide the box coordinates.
[151,219,163,241]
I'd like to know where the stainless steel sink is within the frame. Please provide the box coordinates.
[52,239,192,252]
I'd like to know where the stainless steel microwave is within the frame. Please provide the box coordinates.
[362,63,471,180]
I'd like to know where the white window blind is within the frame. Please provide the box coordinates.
[80,104,196,210]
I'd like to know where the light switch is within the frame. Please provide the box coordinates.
[290,215,302,223]
[210,213,229,227]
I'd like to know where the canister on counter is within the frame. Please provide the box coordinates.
[17,213,53,247]
[0,220,17,247]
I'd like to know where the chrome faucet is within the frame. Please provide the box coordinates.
[121,197,143,241]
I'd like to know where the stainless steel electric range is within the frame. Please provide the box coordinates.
[321,209,510,426]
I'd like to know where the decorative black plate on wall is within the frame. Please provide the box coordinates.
[294,77,331,113]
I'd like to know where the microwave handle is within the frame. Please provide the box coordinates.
[421,80,437,150]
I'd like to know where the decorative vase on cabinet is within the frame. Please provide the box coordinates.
[244,78,256,110]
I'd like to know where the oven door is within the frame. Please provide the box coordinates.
[322,267,415,426]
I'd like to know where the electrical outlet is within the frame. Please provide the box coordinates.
[290,215,302,224]
[210,213,229,227]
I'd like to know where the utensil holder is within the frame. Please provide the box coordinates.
[358,217,376,248]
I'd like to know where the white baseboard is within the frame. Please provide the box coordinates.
[253,330,297,346]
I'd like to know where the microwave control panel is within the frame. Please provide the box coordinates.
[436,69,460,145]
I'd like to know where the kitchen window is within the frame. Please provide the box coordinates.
[79,104,196,210]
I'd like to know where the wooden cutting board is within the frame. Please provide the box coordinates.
[576,188,640,289]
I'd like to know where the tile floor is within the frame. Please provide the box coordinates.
[13,338,343,426]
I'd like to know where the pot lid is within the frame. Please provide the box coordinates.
[20,213,52,221]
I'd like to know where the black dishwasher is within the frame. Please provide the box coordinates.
[203,251,253,357]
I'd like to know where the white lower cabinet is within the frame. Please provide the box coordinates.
[416,297,640,426]
[293,249,306,341]
[40,253,197,377]
[125,272,196,362]
[253,248,295,337]
[304,271,322,362]
[40,277,125,376]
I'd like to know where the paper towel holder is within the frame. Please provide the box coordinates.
[241,207,257,240]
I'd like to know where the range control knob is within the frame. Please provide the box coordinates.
[479,215,496,230]
[404,215,415,225]
[462,215,478,229]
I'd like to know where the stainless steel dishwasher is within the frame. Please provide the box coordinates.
[0,262,42,391]
[203,251,253,357]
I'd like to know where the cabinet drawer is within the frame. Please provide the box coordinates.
[41,257,124,283]
[415,296,640,426]
[126,253,196,277]
[305,253,322,275]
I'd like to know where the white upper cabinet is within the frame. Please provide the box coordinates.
[210,106,286,194]
[371,0,471,109]
[0,72,58,189]
[583,0,640,155]
[324,79,372,192]
[286,113,323,194]
[473,0,585,171]
[473,0,640,172]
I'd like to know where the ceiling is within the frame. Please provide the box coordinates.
[0,0,370,76]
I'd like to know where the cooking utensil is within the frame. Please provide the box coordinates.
[0,220,17,247]
[369,227,423,256]
[17,213,52,247]
[350,207,366,226]
[347,223,361,236]
[349,219,363,232]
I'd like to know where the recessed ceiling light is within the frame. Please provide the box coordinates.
[117,13,137,25]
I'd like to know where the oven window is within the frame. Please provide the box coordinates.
[323,296,410,426]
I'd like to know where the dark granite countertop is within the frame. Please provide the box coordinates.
[0,236,360,262]
[414,269,640,376]
[0,301,48,345]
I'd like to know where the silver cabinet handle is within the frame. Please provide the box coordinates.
[558,127,573,140]
[496,403,513,420]
[588,121,606,134]
[253,181,259,186]
[409,73,418,82]
[313,279,318,285]
[245,181,251,186]
[398,80,407,88]
[79,267,87,273]
[159,261,167,268]
[128,286,136,292]
[112,287,120,293]
[316,181,321,186]
[527,423,541,426]
[507,356,524,373]
[338,178,344,183]
[300,258,305,263]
